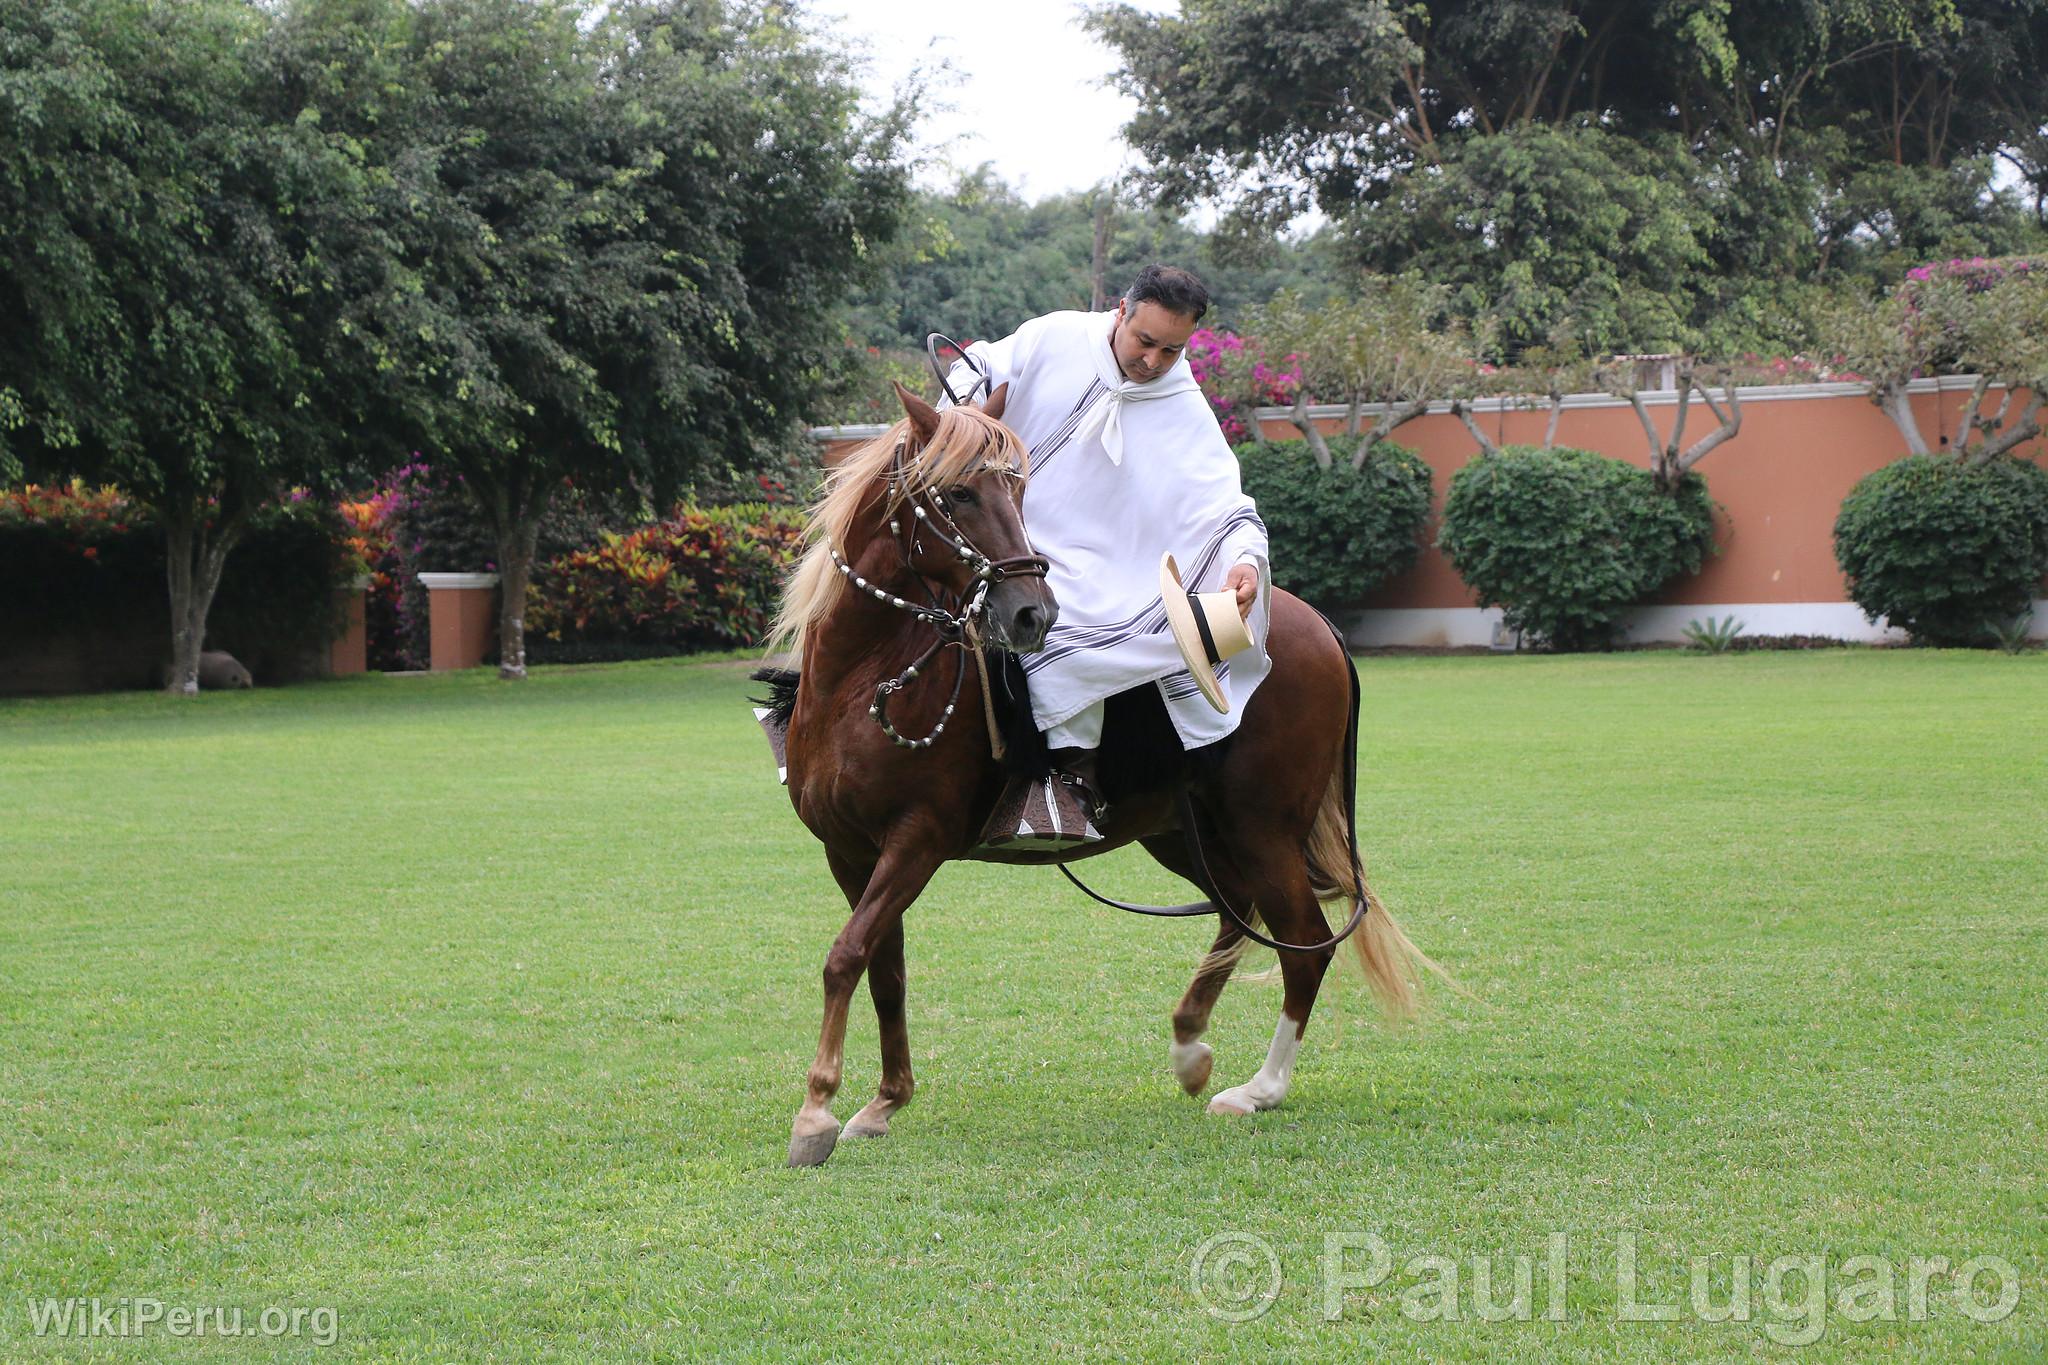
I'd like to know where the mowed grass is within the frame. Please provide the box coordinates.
[0,650,2042,1361]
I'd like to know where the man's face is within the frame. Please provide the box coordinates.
[1110,298,1198,384]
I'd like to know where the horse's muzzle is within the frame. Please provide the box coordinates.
[989,580,1057,653]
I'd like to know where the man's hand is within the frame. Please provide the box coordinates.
[1225,563,1258,619]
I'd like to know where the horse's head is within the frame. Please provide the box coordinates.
[889,381,1057,653]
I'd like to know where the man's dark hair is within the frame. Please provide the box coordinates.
[1124,265,1210,324]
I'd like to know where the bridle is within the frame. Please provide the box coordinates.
[830,430,1048,750]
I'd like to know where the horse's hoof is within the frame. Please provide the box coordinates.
[1207,1088,1259,1116]
[843,1102,895,1139]
[1171,1040,1214,1095]
[786,1120,841,1168]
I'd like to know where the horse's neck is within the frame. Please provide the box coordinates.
[804,529,936,693]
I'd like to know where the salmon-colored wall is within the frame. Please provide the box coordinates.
[816,383,2048,608]
[427,585,498,671]
[1260,384,2047,610]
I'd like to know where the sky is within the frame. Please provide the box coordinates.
[811,0,1180,202]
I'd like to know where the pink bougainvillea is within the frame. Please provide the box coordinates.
[1185,328,1302,443]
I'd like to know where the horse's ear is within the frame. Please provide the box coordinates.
[981,381,1009,422]
[893,381,940,447]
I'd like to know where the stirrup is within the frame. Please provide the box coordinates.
[979,772,1105,850]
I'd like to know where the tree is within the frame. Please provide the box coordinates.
[277,0,916,678]
[1342,124,1710,355]
[1245,276,1483,468]
[1,0,376,693]
[1448,335,1598,454]
[840,165,1341,354]
[1089,0,2048,352]
[1822,257,2048,464]
[1826,258,2048,466]
[1607,360,1744,494]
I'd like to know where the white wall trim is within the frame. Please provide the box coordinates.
[416,572,501,591]
[1250,374,1990,424]
[1331,600,2048,648]
[808,375,2002,442]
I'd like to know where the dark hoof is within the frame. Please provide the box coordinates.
[786,1123,841,1168]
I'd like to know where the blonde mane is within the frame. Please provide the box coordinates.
[767,405,1030,661]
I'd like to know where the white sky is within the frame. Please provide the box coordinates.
[813,0,1180,201]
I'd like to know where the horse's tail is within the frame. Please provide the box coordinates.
[1303,630,1459,1022]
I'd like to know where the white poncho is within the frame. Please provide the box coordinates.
[951,309,1272,749]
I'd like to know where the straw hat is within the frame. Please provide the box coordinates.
[1160,552,1255,713]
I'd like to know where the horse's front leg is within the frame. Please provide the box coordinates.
[788,839,943,1168]
[843,916,911,1139]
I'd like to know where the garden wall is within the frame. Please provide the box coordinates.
[811,377,2048,645]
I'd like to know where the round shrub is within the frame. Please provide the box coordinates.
[1234,437,1434,610]
[1438,446,1717,650]
[1833,454,2048,646]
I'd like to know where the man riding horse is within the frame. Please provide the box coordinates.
[758,264,1441,1167]
[952,265,1269,848]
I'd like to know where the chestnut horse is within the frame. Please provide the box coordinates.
[765,385,1436,1167]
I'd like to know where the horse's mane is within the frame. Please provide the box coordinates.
[766,405,1030,661]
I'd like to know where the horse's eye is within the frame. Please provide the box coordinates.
[948,487,977,507]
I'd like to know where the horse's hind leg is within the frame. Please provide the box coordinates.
[1171,924,1244,1095]
[1141,834,1245,1097]
[789,842,941,1168]
[843,916,912,1139]
[1204,851,1337,1117]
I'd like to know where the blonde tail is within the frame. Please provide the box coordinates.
[1304,768,1459,1021]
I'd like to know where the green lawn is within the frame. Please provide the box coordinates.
[0,651,2042,1361]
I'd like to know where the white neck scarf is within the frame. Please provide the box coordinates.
[1074,314,1201,466]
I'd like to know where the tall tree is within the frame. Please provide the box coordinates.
[1089,0,2048,353]
[1,0,374,693]
[276,0,915,677]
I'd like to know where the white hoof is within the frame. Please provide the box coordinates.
[843,1101,898,1139]
[1206,1085,1270,1116]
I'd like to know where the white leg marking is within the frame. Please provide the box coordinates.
[1170,1038,1214,1092]
[1207,1014,1302,1115]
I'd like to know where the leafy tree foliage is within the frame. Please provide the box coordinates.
[0,0,374,692]
[1090,0,2048,354]
[1344,125,1709,354]
[1244,276,1485,464]
[843,167,1340,352]
[5,0,915,684]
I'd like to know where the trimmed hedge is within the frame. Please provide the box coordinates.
[1438,446,1717,650]
[0,484,358,684]
[1233,437,1434,610]
[523,503,805,659]
[1834,454,2048,646]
